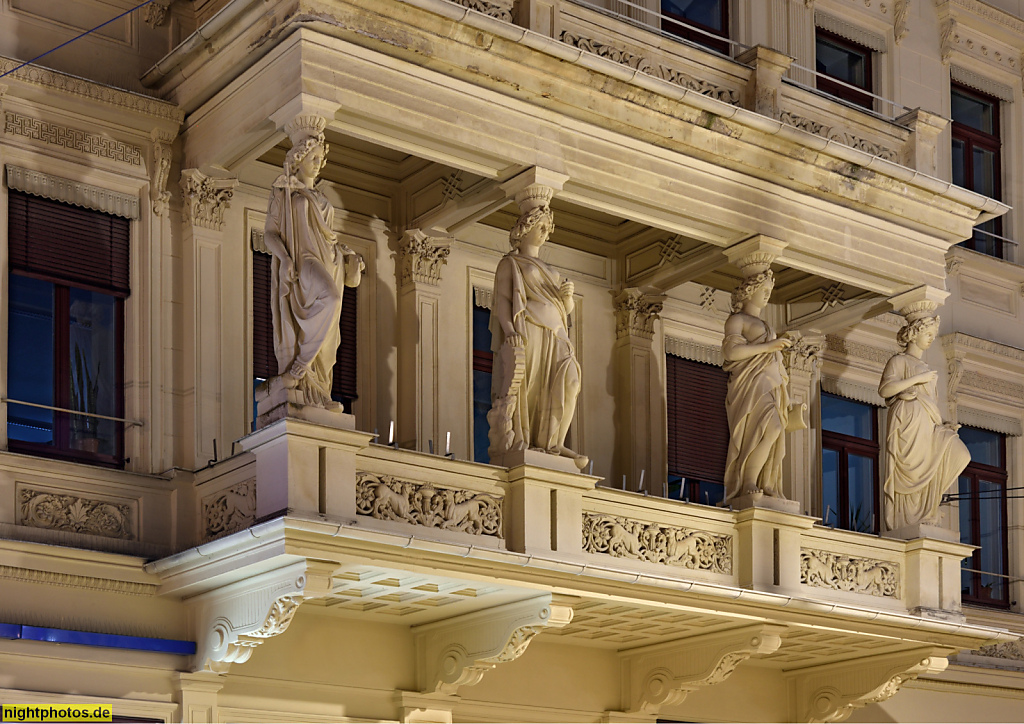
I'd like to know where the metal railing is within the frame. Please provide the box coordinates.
[1,398,143,427]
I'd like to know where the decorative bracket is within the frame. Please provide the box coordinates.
[399,229,452,288]
[151,129,175,216]
[415,596,573,695]
[789,648,951,723]
[620,624,786,715]
[190,559,338,673]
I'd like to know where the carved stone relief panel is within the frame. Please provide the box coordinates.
[356,472,503,537]
[800,548,900,598]
[453,0,512,22]
[972,638,1024,662]
[17,486,135,540]
[778,112,899,161]
[202,479,257,540]
[582,513,732,574]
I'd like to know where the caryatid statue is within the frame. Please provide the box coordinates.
[263,116,364,410]
[721,254,803,503]
[879,303,970,532]
[487,185,588,470]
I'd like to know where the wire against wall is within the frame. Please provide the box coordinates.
[0,0,158,81]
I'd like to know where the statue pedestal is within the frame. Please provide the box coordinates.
[726,492,801,515]
[256,376,355,430]
[492,449,582,474]
[882,522,960,543]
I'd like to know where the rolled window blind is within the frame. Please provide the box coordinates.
[666,355,729,482]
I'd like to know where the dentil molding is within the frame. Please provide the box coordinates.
[190,559,338,673]
[415,596,573,695]
[619,624,786,715]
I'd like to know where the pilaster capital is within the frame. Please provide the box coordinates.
[621,624,786,715]
[180,169,237,231]
[612,287,665,341]
[415,595,573,695]
[399,229,452,287]
[191,558,339,673]
[789,649,950,723]
[782,333,826,375]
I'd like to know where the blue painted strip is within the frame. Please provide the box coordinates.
[19,626,195,655]
[0,622,22,639]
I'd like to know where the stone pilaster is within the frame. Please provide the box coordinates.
[782,335,825,507]
[397,229,451,451]
[180,168,238,468]
[611,287,666,494]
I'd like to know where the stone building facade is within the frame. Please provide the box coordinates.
[1,0,1023,720]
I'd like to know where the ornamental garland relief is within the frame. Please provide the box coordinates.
[202,480,257,540]
[582,513,732,574]
[800,548,900,598]
[18,488,134,540]
[355,473,503,537]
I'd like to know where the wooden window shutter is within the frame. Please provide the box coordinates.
[251,252,277,379]
[8,190,130,297]
[332,285,358,405]
[666,355,729,483]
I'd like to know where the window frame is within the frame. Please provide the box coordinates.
[950,83,1004,257]
[820,394,880,534]
[959,433,1010,608]
[660,0,730,56]
[814,28,875,110]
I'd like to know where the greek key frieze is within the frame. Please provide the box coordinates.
[800,548,900,598]
[4,112,143,166]
[18,488,134,540]
[355,473,502,537]
[582,513,732,574]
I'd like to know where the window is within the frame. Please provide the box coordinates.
[6,191,128,467]
[957,427,1008,607]
[815,29,873,109]
[951,85,1003,257]
[251,246,358,426]
[472,304,493,464]
[821,393,879,532]
[661,0,729,55]
[666,355,727,505]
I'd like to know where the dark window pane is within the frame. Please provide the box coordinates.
[662,0,723,31]
[472,306,493,464]
[68,288,118,457]
[697,480,724,506]
[472,306,492,352]
[972,146,998,199]
[958,475,973,546]
[8,275,55,445]
[816,37,867,88]
[951,138,966,188]
[848,454,875,533]
[959,427,1002,467]
[821,393,875,439]
[822,447,839,525]
[951,89,995,134]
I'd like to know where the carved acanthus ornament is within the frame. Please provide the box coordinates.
[942,337,967,420]
[399,230,452,287]
[192,560,337,673]
[973,637,1024,661]
[779,112,899,161]
[202,480,257,540]
[416,597,573,695]
[454,0,512,21]
[151,129,174,216]
[800,549,900,598]
[945,256,963,277]
[894,0,910,43]
[144,0,171,27]
[583,513,732,574]
[621,625,786,715]
[180,169,236,231]
[612,288,665,341]
[18,488,134,540]
[559,32,741,104]
[782,335,826,375]
[940,18,958,65]
[356,472,502,537]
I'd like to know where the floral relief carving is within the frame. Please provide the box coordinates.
[800,548,900,598]
[559,32,741,105]
[453,0,513,22]
[203,480,257,539]
[582,513,732,574]
[180,168,237,231]
[782,336,826,374]
[973,638,1024,661]
[612,288,664,340]
[18,488,134,540]
[894,0,909,43]
[151,130,174,216]
[399,230,452,287]
[4,112,143,166]
[355,473,502,537]
[144,0,170,27]
[778,112,899,161]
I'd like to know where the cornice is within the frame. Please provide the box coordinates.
[941,332,1024,364]
[937,0,1024,37]
[0,564,156,596]
[0,56,184,125]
